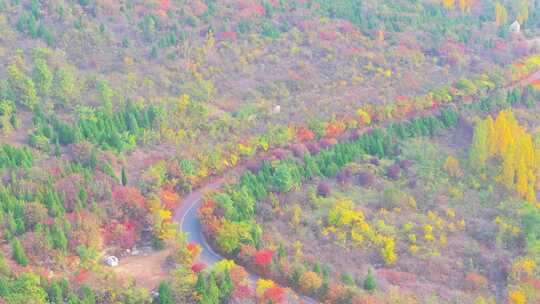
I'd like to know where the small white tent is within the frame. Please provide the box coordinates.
[104,256,119,267]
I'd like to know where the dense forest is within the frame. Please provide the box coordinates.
[0,0,540,303]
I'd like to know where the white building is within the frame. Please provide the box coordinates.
[510,20,521,34]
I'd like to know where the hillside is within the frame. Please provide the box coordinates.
[0,1,540,304]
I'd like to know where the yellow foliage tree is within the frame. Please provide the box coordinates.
[380,236,397,265]
[501,143,517,191]
[377,29,385,42]
[515,142,531,198]
[495,2,508,26]
[328,200,364,228]
[516,0,529,24]
[508,289,526,304]
[511,258,536,280]
[256,279,275,297]
[148,195,178,243]
[291,204,301,228]
[494,110,514,156]
[444,155,463,178]
[470,118,489,168]
[204,30,215,54]
[459,0,472,13]
[299,271,323,293]
[357,108,372,125]
[536,148,540,189]
[443,0,455,10]
[470,110,539,201]
[485,116,497,156]
[326,200,397,265]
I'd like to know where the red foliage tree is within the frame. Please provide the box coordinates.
[119,227,138,249]
[296,127,315,142]
[187,243,201,257]
[262,286,285,303]
[358,295,380,304]
[230,265,249,285]
[252,4,265,16]
[198,199,216,226]
[319,31,338,42]
[324,122,345,139]
[253,249,274,267]
[378,269,416,285]
[159,0,170,10]
[112,186,146,209]
[74,269,89,284]
[217,31,237,41]
[466,272,488,291]
[191,262,207,273]
[232,283,252,302]
[161,189,180,210]
[108,219,139,249]
[323,283,352,304]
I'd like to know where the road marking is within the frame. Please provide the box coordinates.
[177,196,223,262]
[178,196,200,230]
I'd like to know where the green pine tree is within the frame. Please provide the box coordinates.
[0,276,8,298]
[363,268,377,292]
[80,285,96,304]
[195,272,206,296]
[11,238,28,266]
[48,281,64,304]
[51,224,68,252]
[220,269,234,301]
[207,274,220,304]
[156,282,173,304]
[121,166,128,186]
[54,138,61,157]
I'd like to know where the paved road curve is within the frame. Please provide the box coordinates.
[173,179,316,303]
[173,180,223,264]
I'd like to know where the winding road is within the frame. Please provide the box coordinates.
[173,179,317,303]
[173,179,224,264]
[170,65,540,304]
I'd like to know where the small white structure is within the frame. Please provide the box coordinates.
[104,256,119,267]
[510,20,521,34]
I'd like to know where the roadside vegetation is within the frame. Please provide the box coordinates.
[0,0,540,303]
